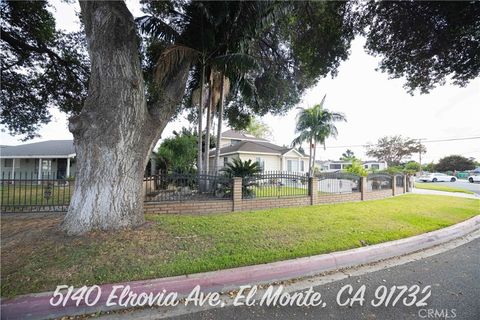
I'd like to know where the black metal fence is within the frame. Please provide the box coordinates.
[367,173,393,190]
[242,171,309,199]
[144,171,232,202]
[395,174,405,188]
[1,172,74,213]
[315,172,361,194]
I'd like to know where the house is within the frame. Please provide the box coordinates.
[315,159,387,172]
[0,140,160,180]
[209,130,309,173]
[0,140,76,179]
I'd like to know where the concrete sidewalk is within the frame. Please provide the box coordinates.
[2,215,479,320]
[412,187,480,199]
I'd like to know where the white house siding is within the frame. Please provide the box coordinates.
[281,150,309,174]
[238,153,281,171]
[0,158,76,179]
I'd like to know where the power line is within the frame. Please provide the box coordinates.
[316,136,480,149]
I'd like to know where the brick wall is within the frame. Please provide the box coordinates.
[144,200,232,215]
[144,175,407,215]
[363,189,393,200]
[241,196,311,211]
[315,192,362,204]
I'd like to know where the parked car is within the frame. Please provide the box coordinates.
[418,173,457,182]
[468,174,480,183]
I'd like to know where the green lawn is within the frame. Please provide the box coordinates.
[1,194,478,297]
[251,186,308,197]
[0,184,73,206]
[415,183,475,195]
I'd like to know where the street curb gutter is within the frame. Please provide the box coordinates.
[2,215,479,320]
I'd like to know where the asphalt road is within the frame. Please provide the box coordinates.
[171,238,480,320]
[417,180,480,195]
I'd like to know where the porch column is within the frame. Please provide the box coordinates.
[11,158,15,179]
[66,157,71,178]
[38,158,42,180]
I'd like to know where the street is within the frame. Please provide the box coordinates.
[170,238,480,320]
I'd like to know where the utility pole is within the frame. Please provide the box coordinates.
[418,138,426,174]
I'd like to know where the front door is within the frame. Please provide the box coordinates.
[57,159,67,179]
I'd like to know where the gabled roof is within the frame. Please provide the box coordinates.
[0,140,75,158]
[221,130,269,142]
[210,140,306,157]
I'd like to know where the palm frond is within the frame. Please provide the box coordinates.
[136,15,179,43]
[211,53,260,74]
[155,45,200,84]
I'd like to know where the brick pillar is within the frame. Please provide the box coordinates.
[233,177,242,212]
[392,175,397,196]
[403,175,407,193]
[360,176,367,200]
[309,177,318,205]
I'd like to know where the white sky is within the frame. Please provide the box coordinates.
[1,0,479,164]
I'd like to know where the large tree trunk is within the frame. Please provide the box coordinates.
[63,1,188,235]
[214,73,225,172]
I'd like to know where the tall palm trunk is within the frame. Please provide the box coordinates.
[308,136,313,176]
[197,62,205,173]
[203,81,213,173]
[214,73,225,172]
[312,140,317,175]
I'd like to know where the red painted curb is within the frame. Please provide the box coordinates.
[1,215,479,320]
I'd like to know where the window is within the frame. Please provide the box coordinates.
[364,165,368,168]
[330,164,342,170]
[371,164,380,169]
[42,159,52,173]
[255,157,265,172]
[287,159,299,172]
[231,139,241,145]
[223,157,228,167]
[300,160,304,172]
[4,159,13,168]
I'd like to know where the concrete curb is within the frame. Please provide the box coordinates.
[2,215,479,320]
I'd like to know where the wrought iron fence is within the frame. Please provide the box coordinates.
[315,172,361,194]
[242,171,309,199]
[367,173,392,191]
[144,171,232,202]
[395,174,405,188]
[1,172,74,213]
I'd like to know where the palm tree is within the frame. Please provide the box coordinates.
[138,1,284,174]
[292,95,346,175]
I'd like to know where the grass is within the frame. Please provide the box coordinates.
[251,186,308,197]
[0,184,73,206]
[415,183,475,195]
[1,194,478,297]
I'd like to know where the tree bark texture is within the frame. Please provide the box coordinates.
[63,1,189,235]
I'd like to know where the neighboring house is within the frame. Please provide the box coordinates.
[209,130,309,173]
[0,140,159,179]
[315,159,388,173]
[0,140,76,179]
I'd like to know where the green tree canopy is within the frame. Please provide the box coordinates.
[1,0,89,139]
[435,155,475,172]
[340,149,356,161]
[356,0,480,94]
[243,117,273,139]
[366,135,425,167]
[156,129,198,173]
